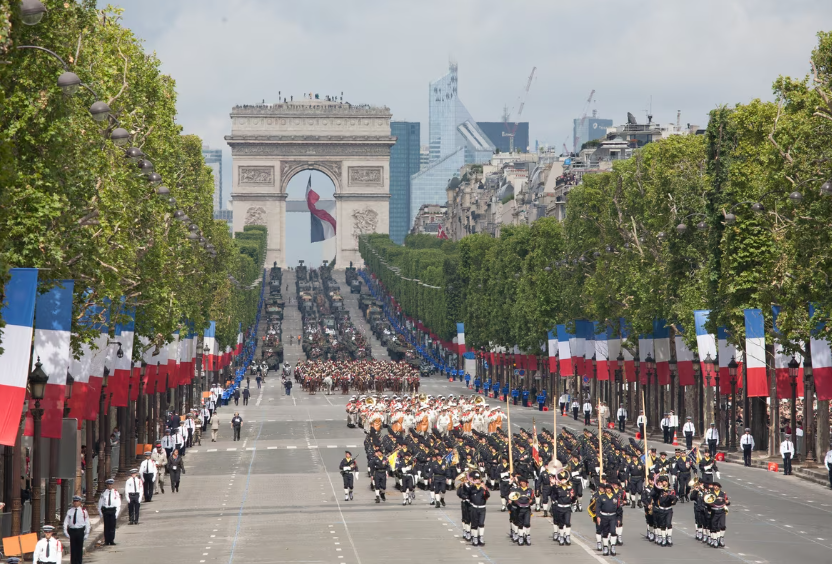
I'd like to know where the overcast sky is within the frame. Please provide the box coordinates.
[101,0,832,261]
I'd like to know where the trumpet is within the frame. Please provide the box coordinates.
[688,475,699,488]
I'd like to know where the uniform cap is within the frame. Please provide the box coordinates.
[72,495,83,502]
[7,557,21,564]
[105,478,115,484]
[130,468,139,473]
[144,451,152,456]
[42,525,55,532]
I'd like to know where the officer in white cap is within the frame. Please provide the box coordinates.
[62,495,90,564]
[125,467,144,525]
[97,478,121,545]
[32,525,62,563]
[139,450,157,501]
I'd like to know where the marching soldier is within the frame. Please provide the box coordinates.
[672,449,692,502]
[498,458,511,511]
[32,526,62,563]
[339,450,358,501]
[370,449,388,503]
[651,475,678,547]
[430,453,448,508]
[139,450,157,501]
[97,478,121,546]
[124,467,144,525]
[551,469,575,546]
[596,483,621,556]
[510,475,534,545]
[699,451,718,484]
[705,482,730,548]
[62,496,90,564]
[468,472,489,546]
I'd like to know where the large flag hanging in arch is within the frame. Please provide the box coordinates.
[306,175,336,242]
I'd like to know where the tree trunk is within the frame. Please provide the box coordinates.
[817,399,830,461]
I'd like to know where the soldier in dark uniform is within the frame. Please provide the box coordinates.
[651,475,678,546]
[510,475,534,545]
[705,482,730,548]
[699,451,718,484]
[370,449,387,503]
[339,451,358,501]
[430,452,448,507]
[468,472,490,546]
[398,451,415,505]
[457,471,472,539]
[596,482,621,556]
[672,449,693,502]
[642,480,655,542]
[628,454,644,508]
[498,458,512,511]
[567,452,584,512]
[550,469,575,546]
[690,480,708,542]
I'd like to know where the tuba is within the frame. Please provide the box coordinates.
[473,395,485,406]
[703,492,717,504]
[688,474,699,488]
[364,397,377,406]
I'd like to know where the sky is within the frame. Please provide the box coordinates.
[99,0,832,261]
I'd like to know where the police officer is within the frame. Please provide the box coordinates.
[780,434,795,475]
[583,400,592,426]
[97,479,121,546]
[339,450,358,501]
[32,526,62,563]
[740,428,755,466]
[682,416,696,450]
[124,467,144,525]
[231,412,243,441]
[139,450,157,501]
[705,422,720,456]
[636,410,647,438]
[161,428,175,457]
[617,405,627,432]
[62,496,90,564]
[571,399,580,420]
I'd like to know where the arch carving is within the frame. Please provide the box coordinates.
[280,161,342,193]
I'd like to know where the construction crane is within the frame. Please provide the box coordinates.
[572,89,596,153]
[503,67,536,153]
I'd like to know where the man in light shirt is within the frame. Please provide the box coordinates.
[582,400,592,426]
[682,416,696,450]
[617,405,627,432]
[780,434,795,475]
[661,413,672,444]
[705,423,720,457]
[636,410,647,438]
[739,428,755,467]
[824,448,832,489]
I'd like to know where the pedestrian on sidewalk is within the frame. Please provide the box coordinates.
[232,412,243,441]
[211,414,220,441]
[243,387,250,405]
[256,375,262,389]
[780,434,795,475]
[740,428,755,466]
[63,496,90,564]
[167,449,185,492]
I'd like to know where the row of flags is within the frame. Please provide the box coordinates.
[542,309,832,401]
[0,268,247,447]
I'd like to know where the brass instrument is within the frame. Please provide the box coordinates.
[508,491,521,501]
[587,496,598,520]
[703,492,717,504]
[365,397,377,406]
[473,395,485,406]
[688,474,699,488]
[418,393,428,403]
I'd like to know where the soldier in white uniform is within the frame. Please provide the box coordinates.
[62,496,90,564]
[32,525,62,563]
[124,467,144,524]
[139,450,158,500]
[97,479,121,545]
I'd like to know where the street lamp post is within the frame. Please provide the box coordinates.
[632,356,640,424]
[645,353,655,434]
[694,352,703,433]
[28,358,48,533]
[616,350,625,421]
[96,368,110,497]
[714,359,722,446]
[788,356,799,461]
[803,353,816,467]
[728,356,738,452]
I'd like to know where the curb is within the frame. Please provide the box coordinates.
[720,452,831,488]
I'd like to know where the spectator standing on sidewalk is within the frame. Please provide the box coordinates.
[780,434,795,475]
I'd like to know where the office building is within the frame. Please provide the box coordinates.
[477,122,530,153]
[202,145,224,211]
[420,145,430,171]
[572,111,613,152]
[389,121,421,245]
[411,63,494,228]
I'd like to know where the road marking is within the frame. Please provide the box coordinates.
[246,447,255,451]
[207,449,217,452]
[227,448,237,451]
[286,446,297,449]
[327,445,337,448]
[267,446,277,450]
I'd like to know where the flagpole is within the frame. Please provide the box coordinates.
[507,394,514,475]
[642,387,649,484]
[553,392,558,463]
[598,399,603,482]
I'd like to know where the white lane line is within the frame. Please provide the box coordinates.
[207,449,217,452]
[246,447,256,451]
[267,446,277,450]
[227,448,237,451]
[286,446,297,449]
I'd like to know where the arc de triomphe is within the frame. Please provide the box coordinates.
[226,100,394,268]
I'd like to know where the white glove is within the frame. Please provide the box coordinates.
[354,472,359,481]
[716,472,721,479]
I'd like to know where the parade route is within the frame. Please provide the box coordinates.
[83,361,832,564]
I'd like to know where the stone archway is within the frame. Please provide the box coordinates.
[226,99,394,268]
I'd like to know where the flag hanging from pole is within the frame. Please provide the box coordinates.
[743,309,768,397]
[306,175,336,243]
[0,268,39,447]
[772,306,804,398]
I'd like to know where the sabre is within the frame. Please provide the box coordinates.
[507,392,514,475]
[598,399,603,481]
[641,386,649,484]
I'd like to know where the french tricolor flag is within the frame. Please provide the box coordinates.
[619,319,636,382]
[809,304,832,401]
[571,322,585,377]
[32,280,75,439]
[743,309,768,397]
[653,319,671,385]
[638,331,654,385]
[772,305,804,398]
[156,340,170,389]
[168,332,181,387]
[594,322,615,381]
[204,321,216,372]
[84,317,109,421]
[130,359,141,402]
[68,304,104,426]
[140,337,156,395]
[674,325,696,386]
[236,322,243,356]
[694,310,717,381]
[546,330,558,372]
[306,175,336,242]
[456,323,466,355]
[717,327,742,393]
[0,269,39,447]
[110,308,135,407]
[556,325,573,376]
[179,329,191,385]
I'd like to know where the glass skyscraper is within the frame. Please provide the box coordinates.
[389,121,421,245]
[411,63,494,229]
[202,145,224,210]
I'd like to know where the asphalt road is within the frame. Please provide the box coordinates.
[84,303,832,564]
